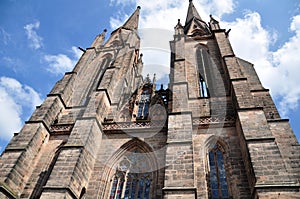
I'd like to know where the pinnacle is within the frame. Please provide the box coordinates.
[122,6,140,30]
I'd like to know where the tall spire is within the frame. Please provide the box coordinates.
[185,0,202,25]
[183,0,211,37]
[122,6,141,30]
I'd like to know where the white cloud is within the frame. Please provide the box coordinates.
[0,27,11,45]
[24,21,43,50]
[110,13,128,30]
[202,0,235,18]
[109,0,236,84]
[2,56,21,73]
[0,87,22,140]
[0,77,43,140]
[110,0,135,6]
[44,46,83,75]
[223,13,300,117]
[272,15,300,116]
[71,46,83,60]
[109,0,235,30]
[108,1,300,117]
[223,12,275,61]
[139,29,173,83]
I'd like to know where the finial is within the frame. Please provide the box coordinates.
[189,0,193,2]
[138,53,143,63]
[153,74,156,84]
[145,74,151,84]
[100,29,107,36]
[137,6,141,10]
[176,19,182,26]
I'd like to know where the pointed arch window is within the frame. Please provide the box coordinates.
[208,143,229,199]
[137,90,150,119]
[196,47,211,98]
[109,151,153,199]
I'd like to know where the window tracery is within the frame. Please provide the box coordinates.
[208,143,229,199]
[137,90,150,119]
[109,150,153,199]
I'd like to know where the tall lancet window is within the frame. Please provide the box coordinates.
[137,90,150,119]
[109,150,153,199]
[196,46,211,98]
[199,74,209,98]
[208,143,229,199]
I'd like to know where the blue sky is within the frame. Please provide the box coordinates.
[0,0,299,153]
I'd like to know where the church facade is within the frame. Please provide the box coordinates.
[0,1,299,198]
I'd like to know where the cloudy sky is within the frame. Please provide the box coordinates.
[0,0,299,152]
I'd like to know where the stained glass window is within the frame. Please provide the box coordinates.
[208,144,229,199]
[130,178,137,198]
[137,90,150,119]
[109,176,118,199]
[137,179,144,199]
[144,179,151,199]
[109,150,153,199]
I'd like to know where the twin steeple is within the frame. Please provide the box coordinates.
[113,1,209,36]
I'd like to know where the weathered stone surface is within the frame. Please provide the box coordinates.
[0,3,299,199]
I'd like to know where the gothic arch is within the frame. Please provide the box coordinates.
[204,136,232,199]
[194,135,233,198]
[194,43,209,50]
[196,45,212,97]
[99,138,159,199]
[204,136,229,153]
[101,53,113,67]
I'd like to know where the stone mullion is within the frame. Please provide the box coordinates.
[121,171,130,198]
[141,177,146,199]
[134,178,139,199]
[109,175,117,199]
[115,176,123,199]
[127,175,134,198]
[148,178,153,199]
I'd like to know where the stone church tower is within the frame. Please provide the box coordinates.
[0,1,299,198]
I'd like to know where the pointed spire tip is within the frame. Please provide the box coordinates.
[185,0,202,25]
